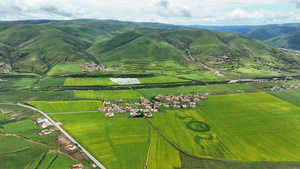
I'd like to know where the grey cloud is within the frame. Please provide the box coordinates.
[292,0,300,8]
[180,8,192,18]
[159,0,169,8]
[40,6,73,17]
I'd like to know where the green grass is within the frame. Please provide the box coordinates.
[37,151,58,169]
[47,63,82,76]
[50,112,149,169]
[36,78,66,87]
[0,78,37,89]
[74,90,143,100]
[64,78,117,86]
[0,136,49,169]
[148,128,181,169]
[48,153,78,169]
[138,76,190,84]
[28,100,103,113]
[3,119,38,134]
[137,84,250,97]
[149,93,300,162]
[177,73,222,81]
[270,90,300,106]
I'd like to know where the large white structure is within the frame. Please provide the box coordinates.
[110,78,141,85]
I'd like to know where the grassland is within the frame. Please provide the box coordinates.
[0,78,37,89]
[36,78,66,87]
[270,90,300,106]
[137,84,251,97]
[138,76,190,84]
[64,78,117,86]
[0,136,49,169]
[177,73,223,82]
[2,119,38,134]
[149,93,300,162]
[28,100,103,113]
[47,63,82,76]
[74,90,143,100]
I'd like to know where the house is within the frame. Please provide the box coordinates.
[130,112,138,117]
[182,105,187,109]
[115,99,124,102]
[65,144,77,153]
[36,118,53,128]
[190,105,196,108]
[117,109,126,113]
[165,96,173,101]
[151,109,158,113]
[173,101,181,105]
[1,69,10,74]
[105,113,114,117]
[71,164,83,169]
[193,98,201,102]
[103,101,111,105]
[164,104,170,108]
[143,109,149,113]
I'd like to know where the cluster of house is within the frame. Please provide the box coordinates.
[208,53,238,65]
[270,84,300,91]
[0,63,11,74]
[36,118,53,128]
[79,61,116,72]
[154,93,206,109]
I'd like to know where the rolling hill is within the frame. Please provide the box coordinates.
[265,29,300,50]
[0,20,299,76]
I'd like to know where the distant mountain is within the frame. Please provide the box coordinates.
[185,25,260,35]
[265,29,300,50]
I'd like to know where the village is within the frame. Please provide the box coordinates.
[0,63,11,74]
[79,61,117,73]
[98,93,207,118]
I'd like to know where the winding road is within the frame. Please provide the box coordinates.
[17,103,106,169]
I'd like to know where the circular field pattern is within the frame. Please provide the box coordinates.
[186,121,211,132]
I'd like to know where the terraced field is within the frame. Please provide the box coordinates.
[149,93,300,162]
[74,90,143,100]
[64,78,117,86]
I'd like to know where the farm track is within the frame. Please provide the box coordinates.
[16,103,107,169]
[148,122,299,165]
[144,124,152,169]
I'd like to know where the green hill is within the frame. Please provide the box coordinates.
[265,29,300,50]
[243,23,300,41]
[0,20,299,76]
[90,28,299,76]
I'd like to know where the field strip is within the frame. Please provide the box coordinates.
[149,122,299,164]
[0,146,32,155]
[47,111,97,114]
[16,103,107,169]
[144,124,152,169]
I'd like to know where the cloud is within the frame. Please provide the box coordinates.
[158,0,169,8]
[291,0,300,8]
[40,6,73,17]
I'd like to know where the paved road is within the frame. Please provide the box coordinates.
[17,103,106,169]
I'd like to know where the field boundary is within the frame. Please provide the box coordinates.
[149,122,299,164]
[17,103,107,169]
[144,124,152,169]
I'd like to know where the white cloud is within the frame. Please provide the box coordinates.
[0,0,298,25]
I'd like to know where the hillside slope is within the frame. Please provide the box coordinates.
[265,29,300,50]
[90,28,299,76]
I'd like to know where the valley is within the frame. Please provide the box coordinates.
[0,20,300,169]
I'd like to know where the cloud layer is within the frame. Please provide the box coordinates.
[0,0,299,25]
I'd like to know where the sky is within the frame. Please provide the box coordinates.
[0,0,299,25]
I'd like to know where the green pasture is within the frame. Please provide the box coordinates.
[64,78,117,86]
[177,73,222,82]
[3,119,38,134]
[137,84,250,97]
[149,93,300,162]
[48,153,78,169]
[270,90,300,106]
[49,111,149,169]
[47,63,82,76]
[36,151,58,169]
[74,90,143,100]
[138,76,190,84]
[36,78,66,87]
[28,100,103,113]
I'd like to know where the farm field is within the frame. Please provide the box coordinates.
[36,78,66,87]
[28,100,103,113]
[138,76,190,84]
[270,90,300,106]
[147,127,181,169]
[64,78,117,86]
[0,78,37,89]
[47,63,82,76]
[137,83,251,97]
[0,136,49,169]
[149,93,300,162]
[74,90,143,100]
[28,100,150,169]
[177,73,222,81]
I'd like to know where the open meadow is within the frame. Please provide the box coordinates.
[64,78,117,86]
[74,90,143,100]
